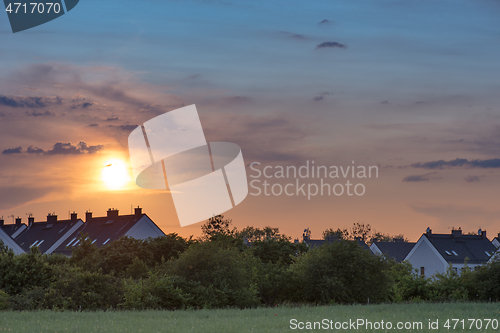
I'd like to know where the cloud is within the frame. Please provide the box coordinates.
[0,186,54,210]
[88,123,99,127]
[380,100,389,104]
[5,142,104,156]
[402,174,430,182]
[25,110,55,117]
[313,91,331,101]
[2,146,22,154]
[316,41,347,49]
[279,31,309,40]
[318,19,332,25]
[0,95,62,108]
[116,124,138,132]
[411,158,500,169]
[464,175,480,182]
[106,117,119,121]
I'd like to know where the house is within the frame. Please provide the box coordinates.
[52,207,165,256]
[492,233,500,249]
[14,214,84,254]
[404,227,496,278]
[370,240,416,262]
[0,218,25,254]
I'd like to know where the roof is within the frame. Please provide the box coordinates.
[15,218,83,254]
[425,232,496,264]
[0,227,25,254]
[372,241,416,262]
[52,213,152,256]
[0,223,26,238]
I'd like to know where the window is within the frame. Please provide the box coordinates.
[445,250,452,256]
[452,267,457,274]
[452,251,458,256]
[66,238,77,246]
[103,238,110,245]
[37,240,44,247]
[30,240,39,247]
[91,239,97,244]
[485,251,491,257]
[420,267,425,276]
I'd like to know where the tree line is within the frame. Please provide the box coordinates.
[0,216,499,311]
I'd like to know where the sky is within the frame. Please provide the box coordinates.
[1,0,500,241]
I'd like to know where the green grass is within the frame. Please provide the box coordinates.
[0,303,499,332]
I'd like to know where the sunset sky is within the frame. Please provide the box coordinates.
[1,0,500,241]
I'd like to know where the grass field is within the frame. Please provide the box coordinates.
[0,303,499,332]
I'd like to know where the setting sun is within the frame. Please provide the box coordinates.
[101,159,130,190]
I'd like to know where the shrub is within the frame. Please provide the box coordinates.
[290,240,392,304]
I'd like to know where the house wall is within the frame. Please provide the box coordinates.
[406,238,446,278]
[125,216,165,240]
[492,239,500,249]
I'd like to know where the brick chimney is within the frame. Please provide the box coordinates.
[15,217,21,226]
[481,230,487,239]
[47,213,57,224]
[0,218,4,227]
[134,206,142,216]
[70,212,78,222]
[107,208,119,219]
[451,228,462,237]
[85,211,92,222]
[28,216,34,227]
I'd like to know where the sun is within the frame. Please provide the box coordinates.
[101,159,130,190]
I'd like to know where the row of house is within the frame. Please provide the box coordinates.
[0,207,165,255]
[298,227,499,278]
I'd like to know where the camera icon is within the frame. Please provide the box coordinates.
[128,105,248,226]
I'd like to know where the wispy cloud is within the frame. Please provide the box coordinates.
[411,158,500,169]
[402,172,437,182]
[316,41,347,49]
[3,141,104,156]
[0,95,62,108]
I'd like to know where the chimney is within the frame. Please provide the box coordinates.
[451,228,462,237]
[134,206,142,216]
[482,230,487,239]
[0,218,4,227]
[28,216,34,227]
[70,212,78,222]
[47,213,57,224]
[107,208,119,219]
[85,211,92,222]
[426,227,432,235]
[15,217,21,226]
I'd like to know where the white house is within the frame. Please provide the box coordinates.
[404,227,496,278]
[492,233,500,249]
[52,207,165,256]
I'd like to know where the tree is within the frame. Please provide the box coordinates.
[200,215,236,241]
[290,240,391,304]
[350,222,371,241]
[238,226,289,242]
[371,232,408,243]
[322,228,349,240]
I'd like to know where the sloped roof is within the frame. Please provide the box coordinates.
[0,223,26,238]
[15,218,82,253]
[0,227,25,254]
[425,233,496,264]
[373,241,415,262]
[52,213,150,256]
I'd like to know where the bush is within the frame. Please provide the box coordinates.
[167,242,259,308]
[290,240,392,304]
[121,273,185,310]
[0,289,9,310]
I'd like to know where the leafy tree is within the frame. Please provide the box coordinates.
[200,215,236,241]
[167,241,259,308]
[322,228,349,240]
[238,226,289,242]
[471,259,500,301]
[350,222,372,241]
[387,260,430,302]
[371,232,408,243]
[290,240,391,304]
